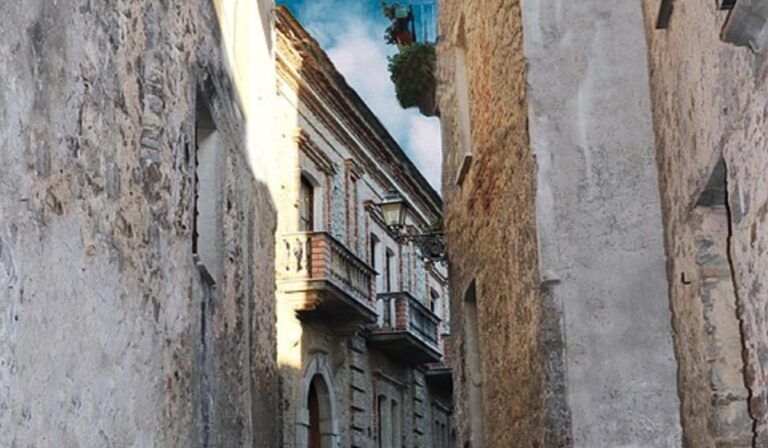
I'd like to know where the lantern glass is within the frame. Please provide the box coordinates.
[380,190,406,229]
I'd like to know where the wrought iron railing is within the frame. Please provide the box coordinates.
[377,291,440,346]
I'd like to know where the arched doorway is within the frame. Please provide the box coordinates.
[297,356,338,448]
[306,374,333,448]
[308,376,322,448]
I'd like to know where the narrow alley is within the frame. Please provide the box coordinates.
[1,1,767,448]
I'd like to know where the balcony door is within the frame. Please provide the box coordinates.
[300,175,315,231]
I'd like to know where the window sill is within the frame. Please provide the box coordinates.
[456,153,473,186]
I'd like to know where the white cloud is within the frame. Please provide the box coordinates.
[292,0,443,192]
[407,116,442,189]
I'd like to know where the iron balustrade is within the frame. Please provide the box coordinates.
[377,291,440,347]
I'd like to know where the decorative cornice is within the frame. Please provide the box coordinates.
[344,158,365,180]
[428,265,448,286]
[294,130,337,174]
[431,398,453,413]
[374,370,406,388]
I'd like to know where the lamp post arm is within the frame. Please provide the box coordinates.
[400,230,447,264]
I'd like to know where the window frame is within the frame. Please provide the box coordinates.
[385,248,395,293]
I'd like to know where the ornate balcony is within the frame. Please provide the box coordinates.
[278,232,377,325]
[369,291,441,364]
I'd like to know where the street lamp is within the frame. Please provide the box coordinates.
[377,189,447,264]
[379,189,407,231]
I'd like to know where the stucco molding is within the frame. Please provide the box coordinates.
[294,129,337,175]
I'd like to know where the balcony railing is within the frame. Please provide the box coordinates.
[278,232,376,323]
[370,291,441,364]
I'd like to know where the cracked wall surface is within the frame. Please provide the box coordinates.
[0,0,278,446]
[643,0,768,445]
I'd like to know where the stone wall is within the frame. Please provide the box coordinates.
[0,1,278,446]
[437,1,546,446]
[642,0,768,445]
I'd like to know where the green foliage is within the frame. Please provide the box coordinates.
[388,43,437,114]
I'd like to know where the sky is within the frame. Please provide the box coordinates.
[278,0,442,191]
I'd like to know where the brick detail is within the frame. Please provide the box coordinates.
[395,296,408,329]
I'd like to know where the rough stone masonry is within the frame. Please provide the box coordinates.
[0,1,278,446]
[643,0,768,445]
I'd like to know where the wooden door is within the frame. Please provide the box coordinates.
[308,380,321,448]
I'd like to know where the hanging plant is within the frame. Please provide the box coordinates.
[388,42,437,116]
[381,2,438,116]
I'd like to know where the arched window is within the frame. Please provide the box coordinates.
[430,288,441,317]
[193,88,222,279]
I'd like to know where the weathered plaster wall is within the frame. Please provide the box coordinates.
[437,1,546,447]
[695,205,752,447]
[521,0,682,446]
[642,0,768,445]
[0,0,278,446]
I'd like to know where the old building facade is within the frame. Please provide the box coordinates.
[274,8,453,448]
[0,0,279,446]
